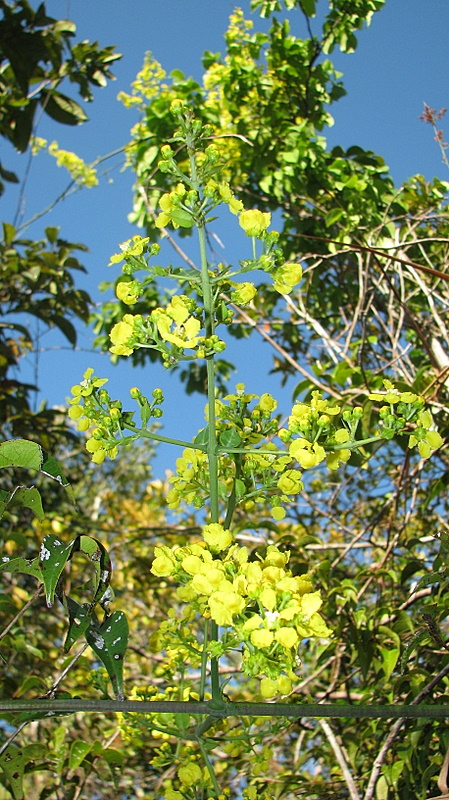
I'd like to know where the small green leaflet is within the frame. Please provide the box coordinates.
[86,611,129,701]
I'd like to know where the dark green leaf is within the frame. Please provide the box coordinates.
[63,597,92,652]
[42,91,88,125]
[86,611,129,700]
[1,486,45,521]
[0,745,26,799]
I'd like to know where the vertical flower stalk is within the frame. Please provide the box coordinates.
[185,117,222,701]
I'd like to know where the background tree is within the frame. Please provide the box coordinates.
[0,0,120,447]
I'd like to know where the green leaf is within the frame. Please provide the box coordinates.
[0,555,41,579]
[170,209,194,228]
[75,534,112,609]
[219,429,242,448]
[325,208,345,227]
[42,91,88,125]
[39,534,74,607]
[380,646,399,679]
[0,486,45,521]
[69,740,93,771]
[299,0,316,15]
[0,439,75,503]
[45,226,60,244]
[86,611,129,700]
[63,597,92,652]
[2,221,16,244]
[194,426,209,446]
[0,745,26,799]
[400,629,429,673]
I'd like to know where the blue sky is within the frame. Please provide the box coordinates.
[4,0,449,474]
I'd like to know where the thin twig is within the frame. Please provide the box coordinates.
[319,719,361,800]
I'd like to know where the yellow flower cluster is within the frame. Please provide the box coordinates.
[282,391,353,472]
[68,368,120,463]
[166,447,210,510]
[151,525,331,696]
[368,381,443,458]
[117,52,167,106]
[68,369,164,463]
[48,141,98,187]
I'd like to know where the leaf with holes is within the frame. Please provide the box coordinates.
[86,611,129,700]
[0,744,46,800]
[0,555,41,579]
[39,534,74,607]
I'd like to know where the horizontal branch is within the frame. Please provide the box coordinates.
[1,699,449,719]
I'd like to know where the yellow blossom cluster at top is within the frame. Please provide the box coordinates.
[117,51,167,107]
[151,524,331,697]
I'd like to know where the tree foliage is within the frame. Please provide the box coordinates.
[0,0,120,446]
[1,2,449,800]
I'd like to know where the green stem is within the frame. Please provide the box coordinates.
[186,118,221,702]
[121,424,206,451]
[196,735,221,797]
[199,620,209,702]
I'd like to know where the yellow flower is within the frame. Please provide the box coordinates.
[273,262,303,294]
[151,547,176,577]
[275,627,299,649]
[271,506,286,520]
[109,315,136,356]
[116,280,140,305]
[326,448,351,470]
[178,762,202,787]
[301,591,323,616]
[260,677,278,698]
[259,587,277,611]
[277,675,293,695]
[153,309,201,350]
[239,209,271,236]
[250,628,274,648]
[258,393,278,413]
[202,523,233,552]
[289,440,326,469]
[208,591,245,626]
[277,469,303,494]
[230,281,257,304]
